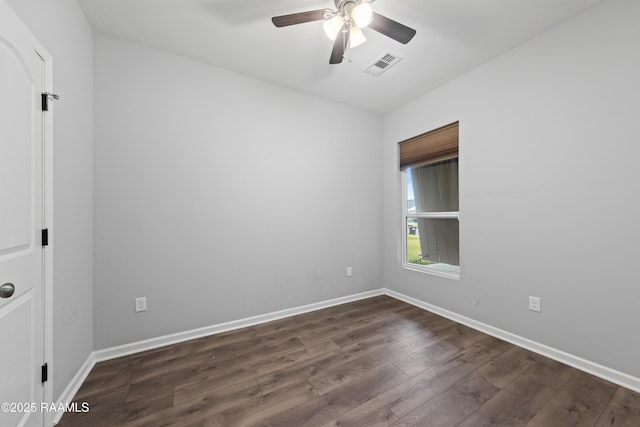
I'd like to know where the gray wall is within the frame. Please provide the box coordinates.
[93,33,384,350]
[383,0,640,378]
[4,0,94,401]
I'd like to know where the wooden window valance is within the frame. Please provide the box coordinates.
[399,121,459,170]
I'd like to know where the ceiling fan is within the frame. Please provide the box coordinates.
[272,0,416,64]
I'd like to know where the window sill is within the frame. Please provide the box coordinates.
[402,263,460,281]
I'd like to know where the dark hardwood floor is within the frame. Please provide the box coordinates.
[57,296,640,426]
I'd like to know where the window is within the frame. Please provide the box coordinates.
[400,122,459,278]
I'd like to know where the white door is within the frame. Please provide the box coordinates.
[0,2,46,426]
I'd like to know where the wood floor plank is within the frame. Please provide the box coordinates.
[254,364,409,427]
[126,339,204,368]
[117,390,176,425]
[457,375,556,427]
[176,380,317,427]
[125,355,254,401]
[379,342,501,417]
[309,331,443,395]
[392,343,446,378]
[527,371,618,426]
[57,385,130,427]
[321,398,398,427]
[326,312,411,348]
[305,340,341,355]
[256,333,393,395]
[191,334,304,362]
[392,323,494,377]
[254,296,403,337]
[256,349,347,395]
[64,384,173,426]
[371,308,452,342]
[297,323,362,346]
[292,301,416,347]
[56,296,640,427]
[125,336,306,400]
[596,386,640,427]
[468,345,539,389]
[72,362,136,401]
[127,378,262,427]
[246,346,323,377]
[327,306,440,347]
[477,335,515,354]
[521,355,577,390]
[175,327,259,359]
[391,376,500,427]
[296,309,408,345]
[173,372,261,406]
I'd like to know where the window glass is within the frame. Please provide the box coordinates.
[404,158,459,277]
[410,158,458,213]
[406,217,459,267]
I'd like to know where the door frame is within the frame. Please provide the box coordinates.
[41,46,54,427]
[3,2,55,425]
[39,37,54,427]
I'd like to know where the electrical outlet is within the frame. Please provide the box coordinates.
[528,296,541,313]
[347,267,353,277]
[135,297,147,313]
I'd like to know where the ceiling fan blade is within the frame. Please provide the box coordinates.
[272,9,327,27]
[369,12,416,44]
[329,28,350,64]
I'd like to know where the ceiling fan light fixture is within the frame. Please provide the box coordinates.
[323,14,344,40]
[349,25,366,48]
[352,3,373,28]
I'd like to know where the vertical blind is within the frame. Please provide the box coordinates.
[399,121,459,170]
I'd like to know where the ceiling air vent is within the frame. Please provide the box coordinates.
[364,52,403,77]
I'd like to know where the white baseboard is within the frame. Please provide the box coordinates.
[385,289,640,394]
[53,286,640,426]
[93,289,385,363]
[52,353,96,425]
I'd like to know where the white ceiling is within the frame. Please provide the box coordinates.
[78,0,606,114]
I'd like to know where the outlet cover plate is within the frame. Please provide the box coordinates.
[529,296,541,313]
[135,297,147,313]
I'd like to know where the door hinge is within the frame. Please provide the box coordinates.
[42,229,49,246]
[41,363,48,383]
[41,92,59,111]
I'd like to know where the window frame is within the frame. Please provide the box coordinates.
[400,157,460,280]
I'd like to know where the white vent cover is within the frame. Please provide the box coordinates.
[363,52,403,77]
